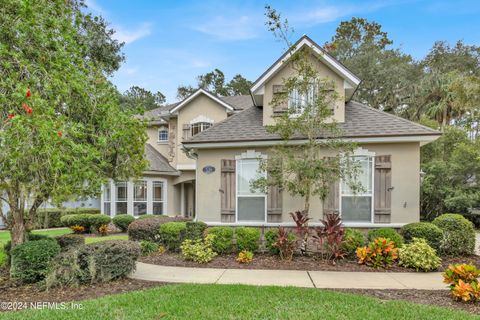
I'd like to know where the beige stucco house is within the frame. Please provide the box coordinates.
[101,35,441,228]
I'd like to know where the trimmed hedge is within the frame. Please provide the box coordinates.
[46,240,141,288]
[112,214,135,232]
[127,216,188,242]
[55,234,85,252]
[3,233,55,266]
[158,222,187,251]
[400,222,443,251]
[433,213,475,256]
[265,229,280,255]
[34,208,100,229]
[367,228,403,247]
[60,214,110,232]
[184,221,207,240]
[235,227,260,252]
[341,228,365,257]
[207,227,234,254]
[10,240,61,283]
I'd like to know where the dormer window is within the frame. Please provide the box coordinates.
[191,122,212,136]
[158,126,168,142]
[288,85,317,116]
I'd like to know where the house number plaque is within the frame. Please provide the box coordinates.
[202,166,215,174]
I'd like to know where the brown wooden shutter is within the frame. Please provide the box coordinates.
[323,156,340,217]
[374,155,392,223]
[272,84,288,114]
[182,124,191,140]
[220,159,236,222]
[267,184,282,223]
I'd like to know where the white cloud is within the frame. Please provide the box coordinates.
[194,15,260,40]
[113,23,152,44]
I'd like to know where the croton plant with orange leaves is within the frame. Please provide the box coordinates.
[443,264,480,302]
[356,237,398,268]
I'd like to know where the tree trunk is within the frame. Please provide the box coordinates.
[10,208,28,247]
[300,192,311,255]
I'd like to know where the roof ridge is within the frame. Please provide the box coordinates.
[348,101,440,134]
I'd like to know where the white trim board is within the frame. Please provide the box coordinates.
[170,88,234,114]
[203,221,407,228]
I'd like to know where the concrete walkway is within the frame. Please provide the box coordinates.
[130,262,446,290]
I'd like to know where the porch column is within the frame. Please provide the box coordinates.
[146,179,153,215]
[127,180,134,216]
[180,183,185,217]
[110,180,116,216]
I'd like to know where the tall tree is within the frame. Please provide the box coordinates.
[227,74,253,96]
[0,0,147,247]
[120,86,166,111]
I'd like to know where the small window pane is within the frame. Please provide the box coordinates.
[103,185,111,201]
[153,181,164,201]
[341,196,371,222]
[191,122,212,136]
[116,202,127,215]
[237,159,263,195]
[158,127,168,141]
[134,203,147,216]
[103,202,111,216]
[342,156,372,195]
[116,182,127,201]
[134,181,147,201]
[238,197,265,221]
[153,202,163,215]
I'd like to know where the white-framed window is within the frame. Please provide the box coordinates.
[152,181,165,215]
[340,155,374,223]
[134,180,147,216]
[116,181,128,214]
[191,122,212,136]
[236,158,266,222]
[288,84,317,116]
[158,126,168,142]
[103,184,111,216]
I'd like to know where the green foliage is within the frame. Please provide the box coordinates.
[341,228,365,257]
[400,222,443,251]
[61,214,110,232]
[45,240,141,288]
[32,208,100,229]
[112,214,135,232]
[140,240,159,256]
[159,222,187,252]
[0,0,147,247]
[137,214,158,220]
[433,214,475,256]
[235,227,260,252]
[236,250,254,264]
[10,239,61,283]
[180,234,217,263]
[55,234,85,252]
[367,228,403,247]
[127,216,186,242]
[264,229,280,255]
[0,248,6,268]
[357,237,398,269]
[120,86,165,112]
[184,221,207,240]
[272,228,297,261]
[399,238,442,272]
[207,227,234,254]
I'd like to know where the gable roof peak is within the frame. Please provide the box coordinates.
[169,88,234,114]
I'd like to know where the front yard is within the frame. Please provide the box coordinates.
[0,284,476,320]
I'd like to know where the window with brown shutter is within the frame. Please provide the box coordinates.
[220,159,236,222]
[272,84,288,114]
[182,123,191,140]
[374,155,392,223]
[267,183,282,222]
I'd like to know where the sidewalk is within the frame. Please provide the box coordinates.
[130,262,446,290]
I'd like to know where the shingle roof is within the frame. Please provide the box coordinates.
[183,101,440,144]
[145,144,178,173]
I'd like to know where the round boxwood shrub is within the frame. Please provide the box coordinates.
[61,214,110,233]
[10,239,61,283]
[235,227,260,252]
[207,227,234,254]
[89,215,111,231]
[112,214,135,232]
[128,216,188,242]
[159,222,187,251]
[399,238,442,272]
[264,228,280,255]
[400,222,443,251]
[55,234,85,252]
[45,240,141,288]
[341,228,365,257]
[367,228,403,247]
[433,213,475,256]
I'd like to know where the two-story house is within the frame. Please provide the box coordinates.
[101,35,441,228]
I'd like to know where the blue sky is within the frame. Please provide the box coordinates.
[87,0,480,102]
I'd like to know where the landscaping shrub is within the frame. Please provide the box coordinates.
[398,238,441,272]
[341,228,365,257]
[433,214,475,256]
[34,208,63,229]
[137,214,157,220]
[140,240,159,256]
[60,214,95,231]
[237,250,254,264]
[98,224,109,236]
[184,221,207,240]
[127,216,187,242]
[3,233,54,266]
[55,234,85,251]
[112,214,135,232]
[367,228,403,247]
[264,228,280,255]
[0,249,6,268]
[89,215,111,231]
[45,240,141,288]
[159,222,187,251]
[71,225,86,234]
[180,234,217,263]
[357,237,398,268]
[317,212,345,261]
[10,240,61,283]
[400,222,443,251]
[443,264,480,302]
[235,227,260,252]
[207,227,234,254]
[273,228,296,261]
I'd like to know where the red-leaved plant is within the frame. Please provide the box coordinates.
[316,212,345,263]
[290,210,311,255]
[273,227,296,261]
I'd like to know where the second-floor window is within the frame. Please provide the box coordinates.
[191,122,212,136]
[158,126,168,142]
[288,85,317,116]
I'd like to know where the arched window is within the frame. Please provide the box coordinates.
[191,122,212,136]
[158,126,168,142]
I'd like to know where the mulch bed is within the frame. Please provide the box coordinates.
[0,267,165,312]
[140,252,480,272]
[334,288,480,314]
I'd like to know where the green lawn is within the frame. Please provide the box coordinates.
[0,284,476,320]
[0,228,72,247]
